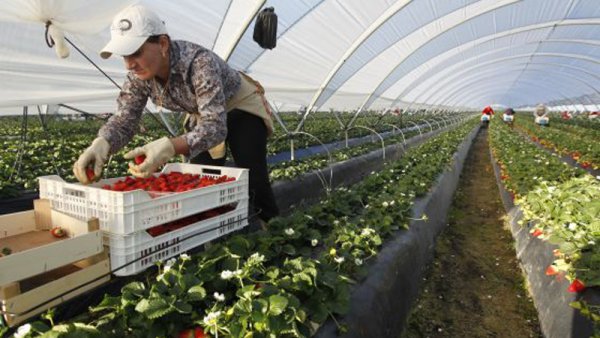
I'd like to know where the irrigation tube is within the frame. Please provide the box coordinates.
[347,126,386,160]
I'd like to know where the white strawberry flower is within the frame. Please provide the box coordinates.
[165,258,176,268]
[334,256,345,264]
[311,239,319,247]
[14,324,31,338]
[214,292,225,302]
[221,270,234,280]
[285,228,295,236]
[203,311,222,326]
[180,253,190,261]
[249,252,265,263]
[361,228,374,236]
[382,201,389,208]
[568,223,577,231]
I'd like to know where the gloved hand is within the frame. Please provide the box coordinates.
[73,137,110,184]
[124,137,176,178]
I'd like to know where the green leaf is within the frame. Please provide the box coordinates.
[187,285,207,301]
[266,268,280,280]
[89,295,121,312]
[135,298,173,319]
[292,272,313,286]
[122,281,146,297]
[29,320,51,333]
[268,294,289,316]
[282,244,296,255]
[173,301,192,314]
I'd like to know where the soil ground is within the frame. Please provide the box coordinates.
[401,128,543,338]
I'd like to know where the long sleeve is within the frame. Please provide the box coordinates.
[98,73,150,154]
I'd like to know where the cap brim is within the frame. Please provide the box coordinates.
[100,35,147,59]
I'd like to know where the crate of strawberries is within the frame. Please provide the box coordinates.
[38,163,249,235]
[108,202,248,276]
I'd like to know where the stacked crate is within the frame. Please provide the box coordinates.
[0,200,110,327]
[39,163,249,276]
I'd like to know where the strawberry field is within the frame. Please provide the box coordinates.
[513,116,600,170]
[0,117,476,336]
[0,112,449,199]
[2,112,599,338]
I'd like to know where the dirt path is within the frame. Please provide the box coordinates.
[401,128,542,338]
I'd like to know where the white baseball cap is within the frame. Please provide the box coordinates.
[535,103,547,114]
[100,4,168,59]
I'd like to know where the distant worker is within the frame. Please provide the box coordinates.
[482,105,494,116]
[480,105,493,126]
[561,111,572,120]
[503,107,515,124]
[533,104,549,126]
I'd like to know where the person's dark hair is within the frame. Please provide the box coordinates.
[146,34,169,43]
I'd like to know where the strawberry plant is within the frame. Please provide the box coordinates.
[0,113,450,198]
[6,118,477,337]
[489,117,599,330]
[514,116,600,170]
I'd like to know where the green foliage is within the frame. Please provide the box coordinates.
[11,117,478,337]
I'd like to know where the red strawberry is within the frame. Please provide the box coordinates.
[86,167,95,181]
[178,326,207,338]
[134,155,146,165]
[545,265,558,276]
[50,227,66,238]
[567,279,585,293]
[531,229,543,237]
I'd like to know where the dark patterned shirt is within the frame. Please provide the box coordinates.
[99,40,241,158]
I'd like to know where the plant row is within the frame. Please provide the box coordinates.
[2,119,478,337]
[513,116,599,169]
[0,113,453,198]
[488,117,599,330]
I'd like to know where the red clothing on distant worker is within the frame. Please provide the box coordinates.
[482,106,494,115]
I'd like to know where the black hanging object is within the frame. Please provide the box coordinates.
[253,7,277,49]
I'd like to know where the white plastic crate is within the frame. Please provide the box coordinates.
[38,163,248,235]
[109,201,248,276]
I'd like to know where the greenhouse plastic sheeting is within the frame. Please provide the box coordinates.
[0,0,599,115]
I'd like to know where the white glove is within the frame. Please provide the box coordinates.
[73,137,110,184]
[124,137,176,178]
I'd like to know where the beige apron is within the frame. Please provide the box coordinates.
[184,72,274,159]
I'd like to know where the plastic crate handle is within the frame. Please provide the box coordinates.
[202,168,222,175]
[63,185,88,199]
